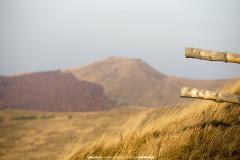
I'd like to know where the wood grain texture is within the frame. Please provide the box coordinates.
[185,48,240,64]
[180,87,240,104]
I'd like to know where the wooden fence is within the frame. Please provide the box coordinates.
[180,47,239,104]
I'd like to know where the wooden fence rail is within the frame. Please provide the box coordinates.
[185,48,240,64]
[180,87,240,105]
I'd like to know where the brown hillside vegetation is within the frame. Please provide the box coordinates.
[0,71,111,111]
[64,78,240,160]
[66,56,228,106]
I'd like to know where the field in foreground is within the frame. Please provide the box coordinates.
[0,78,239,160]
[0,107,152,160]
[65,78,240,160]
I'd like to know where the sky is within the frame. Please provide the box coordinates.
[0,0,239,79]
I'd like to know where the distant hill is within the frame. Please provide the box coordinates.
[0,71,111,111]
[66,56,228,107]
[0,56,230,111]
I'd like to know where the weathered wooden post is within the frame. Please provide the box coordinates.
[181,47,240,104]
[180,87,240,104]
[185,48,240,64]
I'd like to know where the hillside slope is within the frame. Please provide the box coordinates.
[66,78,240,160]
[0,71,111,111]
[66,56,227,106]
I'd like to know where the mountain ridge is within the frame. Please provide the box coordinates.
[65,56,228,107]
[0,56,231,111]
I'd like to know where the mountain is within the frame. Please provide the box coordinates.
[65,56,228,107]
[0,56,230,111]
[0,71,111,111]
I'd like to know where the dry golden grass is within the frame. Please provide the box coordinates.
[0,107,151,160]
[65,78,240,160]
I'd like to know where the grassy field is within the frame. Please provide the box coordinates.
[0,79,239,160]
[0,107,152,160]
[65,78,240,160]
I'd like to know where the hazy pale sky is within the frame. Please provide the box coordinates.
[0,0,239,79]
